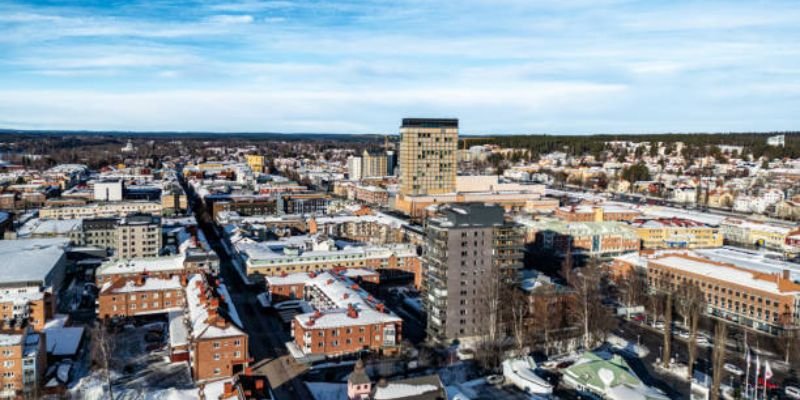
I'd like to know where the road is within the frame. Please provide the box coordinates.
[180,173,313,400]
[615,318,791,397]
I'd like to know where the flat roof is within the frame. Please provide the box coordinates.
[0,238,68,285]
[650,254,800,295]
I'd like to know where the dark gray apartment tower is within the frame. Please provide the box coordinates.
[423,203,523,343]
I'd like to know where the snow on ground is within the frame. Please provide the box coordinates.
[69,322,196,399]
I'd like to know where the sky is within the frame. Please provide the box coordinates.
[1,0,799,135]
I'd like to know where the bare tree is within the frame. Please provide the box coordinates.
[570,259,614,349]
[778,306,800,364]
[474,262,506,370]
[711,321,727,400]
[678,284,706,378]
[662,290,672,368]
[90,322,115,400]
[509,288,530,355]
[619,266,647,318]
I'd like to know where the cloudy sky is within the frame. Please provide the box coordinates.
[1,0,799,134]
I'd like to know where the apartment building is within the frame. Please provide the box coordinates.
[39,201,161,220]
[553,205,641,222]
[95,254,213,286]
[0,291,51,332]
[423,203,524,343]
[720,217,799,254]
[245,154,265,173]
[116,213,162,259]
[82,218,118,249]
[277,271,402,357]
[518,217,640,258]
[399,118,458,196]
[97,274,186,319]
[0,326,46,399]
[630,217,723,249]
[180,274,248,381]
[161,184,188,215]
[648,253,800,334]
[237,236,422,287]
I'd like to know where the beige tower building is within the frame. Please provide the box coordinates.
[399,118,458,196]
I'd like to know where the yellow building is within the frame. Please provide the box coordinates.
[630,218,723,249]
[399,118,458,196]
[245,154,266,173]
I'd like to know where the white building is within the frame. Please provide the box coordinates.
[347,156,362,181]
[93,179,124,201]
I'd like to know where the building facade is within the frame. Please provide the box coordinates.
[648,253,800,335]
[399,118,458,196]
[423,204,524,343]
[630,218,723,249]
[115,213,162,259]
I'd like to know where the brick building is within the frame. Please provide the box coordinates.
[518,217,640,259]
[647,253,800,335]
[553,205,641,222]
[97,274,186,319]
[0,326,46,398]
[275,271,402,357]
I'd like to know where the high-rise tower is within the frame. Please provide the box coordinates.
[399,118,458,196]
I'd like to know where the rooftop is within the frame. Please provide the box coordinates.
[0,238,69,285]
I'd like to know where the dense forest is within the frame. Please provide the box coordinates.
[463,132,800,160]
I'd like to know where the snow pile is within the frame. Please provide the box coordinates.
[374,383,439,399]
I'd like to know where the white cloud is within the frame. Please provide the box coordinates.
[207,14,255,24]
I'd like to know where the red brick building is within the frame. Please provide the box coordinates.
[97,274,186,319]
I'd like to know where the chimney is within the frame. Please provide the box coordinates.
[347,305,358,319]
[376,303,385,313]
[255,379,264,390]
[136,275,146,286]
[180,274,188,287]
[210,298,220,309]
[245,367,253,376]
[783,270,791,280]
[327,279,334,285]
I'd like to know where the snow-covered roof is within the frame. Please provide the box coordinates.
[0,333,22,347]
[97,254,186,277]
[0,238,68,285]
[101,275,182,294]
[185,274,245,340]
[651,255,800,294]
[17,218,82,237]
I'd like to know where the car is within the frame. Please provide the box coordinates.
[723,363,744,376]
[677,330,690,339]
[486,375,504,385]
[274,300,303,310]
[696,336,710,346]
[786,386,800,399]
[653,321,665,330]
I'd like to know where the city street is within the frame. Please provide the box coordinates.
[182,175,314,400]
[616,318,792,398]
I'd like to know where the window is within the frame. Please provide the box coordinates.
[234,339,241,346]
[213,368,221,376]
[214,354,220,360]
[213,342,221,349]
[234,351,241,358]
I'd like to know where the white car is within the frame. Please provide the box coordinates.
[723,363,744,376]
[653,321,665,330]
[786,386,800,399]
[696,336,710,346]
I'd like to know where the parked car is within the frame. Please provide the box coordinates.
[653,321,665,330]
[786,386,800,399]
[723,363,744,376]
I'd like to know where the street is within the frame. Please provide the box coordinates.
[181,174,314,400]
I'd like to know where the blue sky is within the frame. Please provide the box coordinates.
[1,0,799,134]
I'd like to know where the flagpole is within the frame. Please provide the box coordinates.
[745,345,751,399]
[754,354,760,400]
